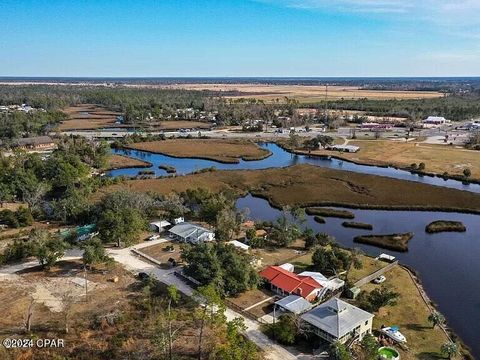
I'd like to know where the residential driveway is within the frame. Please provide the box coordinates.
[107,243,305,360]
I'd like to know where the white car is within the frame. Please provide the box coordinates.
[147,234,160,241]
[373,275,386,284]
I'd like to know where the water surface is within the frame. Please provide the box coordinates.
[109,143,480,193]
[237,194,480,357]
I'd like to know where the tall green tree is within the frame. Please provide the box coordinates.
[98,208,146,247]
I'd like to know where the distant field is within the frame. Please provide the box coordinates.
[59,104,122,130]
[126,139,272,163]
[305,140,480,179]
[165,83,443,102]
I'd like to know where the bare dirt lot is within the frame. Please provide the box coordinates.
[140,241,182,268]
[164,83,443,103]
[126,138,272,163]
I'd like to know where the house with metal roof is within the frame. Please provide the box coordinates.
[13,136,56,151]
[149,220,171,233]
[301,297,373,344]
[259,265,325,302]
[168,222,215,244]
[275,295,312,315]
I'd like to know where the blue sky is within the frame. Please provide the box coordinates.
[1,0,479,77]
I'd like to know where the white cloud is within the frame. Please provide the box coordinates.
[258,0,480,24]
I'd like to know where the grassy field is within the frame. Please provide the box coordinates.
[252,239,307,267]
[96,164,480,213]
[354,232,414,252]
[59,104,123,130]
[106,154,152,170]
[359,266,457,360]
[164,84,443,103]
[284,250,456,359]
[307,140,480,180]
[126,138,272,163]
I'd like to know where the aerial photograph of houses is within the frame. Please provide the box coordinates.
[1,1,480,360]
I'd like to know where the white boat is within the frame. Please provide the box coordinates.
[381,326,407,343]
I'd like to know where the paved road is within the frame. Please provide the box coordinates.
[107,241,304,360]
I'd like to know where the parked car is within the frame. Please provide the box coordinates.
[147,234,160,241]
[373,275,386,284]
[138,272,150,280]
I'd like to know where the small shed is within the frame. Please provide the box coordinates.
[279,263,295,272]
[346,286,361,299]
[227,240,250,252]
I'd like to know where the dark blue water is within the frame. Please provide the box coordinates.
[109,143,480,193]
[237,194,480,357]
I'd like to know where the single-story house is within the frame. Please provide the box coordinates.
[168,222,215,244]
[327,145,360,153]
[149,220,171,233]
[13,136,56,151]
[360,122,394,130]
[259,265,324,302]
[227,240,250,252]
[423,116,449,125]
[301,297,373,344]
[275,295,312,315]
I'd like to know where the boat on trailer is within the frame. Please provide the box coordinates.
[381,326,407,343]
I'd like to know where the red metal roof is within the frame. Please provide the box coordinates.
[259,266,323,299]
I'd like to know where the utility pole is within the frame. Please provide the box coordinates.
[84,266,88,303]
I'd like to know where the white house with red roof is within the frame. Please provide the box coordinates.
[259,265,327,302]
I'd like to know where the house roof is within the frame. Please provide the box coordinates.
[301,297,373,339]
[169,222,213,241]
[259,266,323,299]
[15,136,54,146]
[227,240,250,251]
[275,295,312,314]
[150,220,171,228]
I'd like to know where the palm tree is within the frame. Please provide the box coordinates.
[428,311,445,329]
[441,342,458,360]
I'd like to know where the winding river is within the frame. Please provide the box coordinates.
[109,143,480,355]
[109,143,480,194]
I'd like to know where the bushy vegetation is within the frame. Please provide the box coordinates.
[311,96,480,121]
[357,286,400,312]
[0,207,33,228]
[181,243,259,297]
[0,136,116,223]
[0,110,67,142]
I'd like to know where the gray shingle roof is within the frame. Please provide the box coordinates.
[301,297,373,338]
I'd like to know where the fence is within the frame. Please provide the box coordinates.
[353,261,398,287]
[131,248,163,267]
[224,298,269,324]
